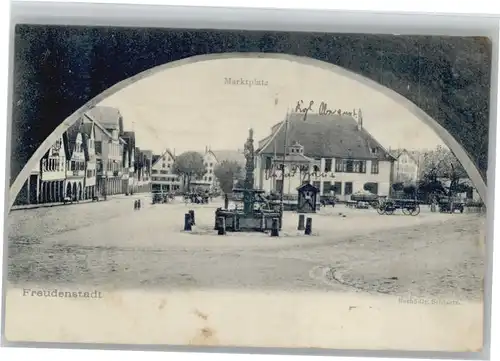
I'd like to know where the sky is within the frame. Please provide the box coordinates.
[99,57,446,155]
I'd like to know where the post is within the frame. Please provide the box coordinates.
[305,217,312,235]
[224,194,229,209]
[217,216,226,235]
[297,214,305,230]
[189,210,195,225]
[184,213,192,231]
[271,218,279,237]
[280,113,289,218]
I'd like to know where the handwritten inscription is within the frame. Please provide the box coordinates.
[224,77,269,87]
[265,170,336,180]
[295,100,361,119]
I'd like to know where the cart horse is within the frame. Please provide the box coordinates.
[376,198,420,216]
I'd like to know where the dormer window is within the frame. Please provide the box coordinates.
[371,147,378,154]
[288,141,304,155]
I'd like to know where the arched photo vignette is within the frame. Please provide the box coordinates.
[7,52,487,212]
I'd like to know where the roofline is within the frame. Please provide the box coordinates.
[84,113,114,140]
[152,148,176,167]
[256,117,287,155]
[206,149,218,163]
[358,127,396,161]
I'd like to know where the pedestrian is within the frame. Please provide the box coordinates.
[137,199,141,210]
[134,200,138,210]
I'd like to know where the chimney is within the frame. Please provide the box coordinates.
[357,109,363,131]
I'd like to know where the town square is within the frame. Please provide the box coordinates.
[6,90,485,302]
[3,40,491,354]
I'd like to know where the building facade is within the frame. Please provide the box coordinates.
[255,112,395,200]
[65,132,86,201]
[151,149,182,193]
[392,149,420,182]
[81,120,97,199]
[121,131,136,194]
[86,106,126,196]
[38,135,68,203]
[190,147,219,192]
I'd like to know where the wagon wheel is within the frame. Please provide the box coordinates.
[402,207,411,215]
[410,204,421,216]
[376,203,386,215]
[385,208,395,215]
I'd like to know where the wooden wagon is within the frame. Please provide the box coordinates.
[376,198,420,216]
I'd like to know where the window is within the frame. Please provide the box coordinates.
[322,181,332,195]
[344,160,353,173]
[209,163,213,167]
[71,161,76,171]
[208,177,212,181]
[333,182,342,195]
[313,165,320,172]
[336,159,366,173]
[152,170,158,174]
[312,181,321,190]
[344,182,353,195]
[335,159,342,172]
[371,160,379,174]
[265,157,272,170]
[275,179,283,193]
[162,163,166,168]
[324,159,332,172]
[162,156,166,161]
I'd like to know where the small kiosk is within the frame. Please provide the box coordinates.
[297,183,319,213]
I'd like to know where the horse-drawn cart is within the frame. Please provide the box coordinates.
[376,198,420,216]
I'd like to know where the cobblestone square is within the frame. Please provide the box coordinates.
[6,195,485,302]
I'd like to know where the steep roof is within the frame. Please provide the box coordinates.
[389,148,419,164]
[62,117,84,160]
[152,149,176,167]
[80,122,93,138]
[86,106,124,134]
[257,113,393,161]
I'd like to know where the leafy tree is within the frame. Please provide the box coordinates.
[419,145,468,197]
[214,160,244,195]
[391,181,417,197]
[391,182,405,192]
[172,151,205,191]
[363,182,378,194]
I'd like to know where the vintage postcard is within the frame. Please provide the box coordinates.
[2,26,490,353]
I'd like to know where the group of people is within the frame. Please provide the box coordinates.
[134,199,142,210]
[183,191,212,205]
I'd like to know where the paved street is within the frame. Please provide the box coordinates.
[6,195,485,301]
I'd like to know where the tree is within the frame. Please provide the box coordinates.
[391,182,405,192]
[214,160,244,195]
[172,151,205,191]
[419,145,468,197]
[363,182,378,194]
